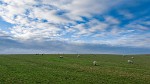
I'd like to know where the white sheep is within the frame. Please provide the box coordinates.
[93,61,97,66]
[131,57,134,59]
[128,60,133,64]
[59,56,63,58]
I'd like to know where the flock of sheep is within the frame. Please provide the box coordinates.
[59,54,135,66]
[36,54,135,66]
[59,55,97,66]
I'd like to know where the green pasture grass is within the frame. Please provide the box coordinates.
[0,54,150,84]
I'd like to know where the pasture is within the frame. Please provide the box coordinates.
[0,54,150,84]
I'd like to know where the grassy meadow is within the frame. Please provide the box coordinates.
[0,54,150,84]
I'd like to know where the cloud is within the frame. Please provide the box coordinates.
[91,32,150,48]
[0,0,126,41]
[42,0,122,18]
[125,18,150,31]
[0,38,149,54]
[105,16,120,24]
[0,0,123,41]
[118,10,134,19]
[72,19,109,36]
[0,29,11,38]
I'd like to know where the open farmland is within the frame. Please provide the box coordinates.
[0,54,150,84]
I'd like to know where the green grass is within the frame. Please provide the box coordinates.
[0,54,150,84]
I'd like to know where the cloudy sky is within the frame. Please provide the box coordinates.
[0,0,150,54]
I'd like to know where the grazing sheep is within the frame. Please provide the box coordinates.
[128,60,133,64]
[93,61,97,66]
[59,56,63,58]
[131,57,134,59]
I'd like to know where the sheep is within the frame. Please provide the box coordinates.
[128,60,133,64]
[59,56,63,58]
[131,57,134,59]
[93,61,97,66]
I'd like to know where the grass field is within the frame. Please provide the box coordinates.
[0,54,150,84]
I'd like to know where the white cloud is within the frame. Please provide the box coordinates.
[105,16,120,24]
[0,29,10,37]
[28,7,70,23]
[118,10,134,19]
[41,0,123,21]
[125,18,150,31]
[10,24,61,41]
[92,33,150,48]
[140,21,150,26]
[0,0,123,41]
[70,19,109,38]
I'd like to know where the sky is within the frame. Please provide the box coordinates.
[0,0,150,54]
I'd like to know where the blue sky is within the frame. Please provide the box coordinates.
[0,0,150,54]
